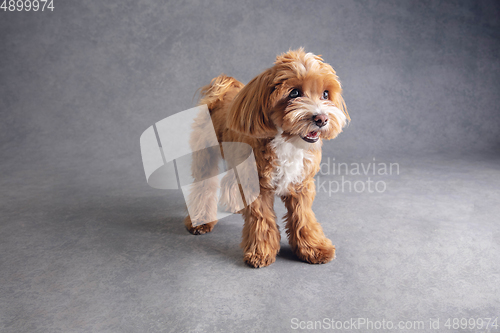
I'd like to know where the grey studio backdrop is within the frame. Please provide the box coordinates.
[1,1,500,332]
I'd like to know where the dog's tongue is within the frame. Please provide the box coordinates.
[305,131,318,139]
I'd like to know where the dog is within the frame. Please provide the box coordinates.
[183,48,349,268]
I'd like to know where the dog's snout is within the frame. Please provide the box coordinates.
[313,114,328,127]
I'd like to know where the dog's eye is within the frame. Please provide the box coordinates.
[322,90,329,100]
[289,89,300,99]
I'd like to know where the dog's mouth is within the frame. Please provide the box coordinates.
[301,131,320,143]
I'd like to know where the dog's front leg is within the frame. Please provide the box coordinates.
[241,188,281,268]
[283,179,336,264]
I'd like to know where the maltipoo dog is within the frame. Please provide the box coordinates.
[184,48,349,268]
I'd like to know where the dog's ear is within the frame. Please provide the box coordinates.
[332,90,350,123]
[228,68,278,138]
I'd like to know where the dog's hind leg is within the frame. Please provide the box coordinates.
[183,145,222,235]
[182,107,222,235]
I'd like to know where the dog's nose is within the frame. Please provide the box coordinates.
[313,114,328,127]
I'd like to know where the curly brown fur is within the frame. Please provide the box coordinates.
[184,49,349,267]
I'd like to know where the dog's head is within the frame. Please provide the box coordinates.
[228,48,349,149]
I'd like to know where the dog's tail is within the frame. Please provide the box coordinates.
[198,74,244,112]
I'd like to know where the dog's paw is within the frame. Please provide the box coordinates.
[186,222,216,235]
[295,241,336,264]
[243,252,276,268]
[184,215,217,235]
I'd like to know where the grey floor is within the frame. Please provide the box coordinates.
[2,0,500,332]
[1,153,499,332]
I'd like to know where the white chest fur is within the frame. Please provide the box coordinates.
[270,133,311,196]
